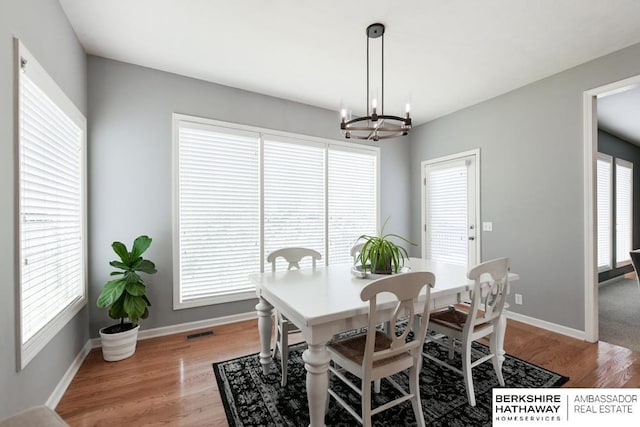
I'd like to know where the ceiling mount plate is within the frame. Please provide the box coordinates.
[366,23,385,38]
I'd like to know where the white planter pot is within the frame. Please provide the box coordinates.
[99,324,140,362]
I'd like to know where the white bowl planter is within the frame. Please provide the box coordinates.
[99,324,140,361]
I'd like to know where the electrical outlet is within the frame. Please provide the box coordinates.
[482,222,493,232]
[515,293,523,305]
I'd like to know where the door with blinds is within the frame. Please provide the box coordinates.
[422,150,479,268]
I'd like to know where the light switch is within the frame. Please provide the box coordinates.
[482,222,493,232]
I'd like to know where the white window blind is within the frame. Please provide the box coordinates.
[426,160,468,265]
[615,158,633,267]
[328,147,377,265]
[596,154,612,271]
[176,122,260,307]
[173,115,380,308]
[264,136,325,270]
[17,40,87,369]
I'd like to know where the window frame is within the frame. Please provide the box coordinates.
[172,114,380,309]
[15,39,87,370]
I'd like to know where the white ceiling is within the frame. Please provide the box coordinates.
[598,87,640,146]
[59,0,640,126]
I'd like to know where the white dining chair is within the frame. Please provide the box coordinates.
[424,257,510,406]
[267,247,322,387]
[326,272,435,427]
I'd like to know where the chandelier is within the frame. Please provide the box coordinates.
[340,23,411,141]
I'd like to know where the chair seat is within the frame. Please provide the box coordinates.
[430,306,467,331]
[280,315,300,333]
[430,306,490,333]
[329,330,410,369]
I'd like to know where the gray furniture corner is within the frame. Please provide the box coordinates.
[0,406,68,427]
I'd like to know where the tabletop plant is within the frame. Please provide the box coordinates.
[97,235,157,334]
[356,217,416,274]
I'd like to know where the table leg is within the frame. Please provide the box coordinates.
[255,298,274,376]
[302,344,331,427]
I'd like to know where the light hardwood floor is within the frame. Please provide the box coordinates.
[56,318,640,426]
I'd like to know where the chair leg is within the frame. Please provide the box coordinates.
[272,315,280,359]
[362,381,372,427]
[461,339,476,407]
[281,324,289,387]
[325,367,332,415]
[490,335,505,386]
[373,379,381,393]
[409,363,426,427]
[448,337,455,360]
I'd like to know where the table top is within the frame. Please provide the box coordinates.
[251,258,518,329]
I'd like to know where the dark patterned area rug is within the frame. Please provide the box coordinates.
[213,341,568,426]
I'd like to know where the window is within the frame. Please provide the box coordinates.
[16,40,87,369]
[615,158,633,267]
[174,122,260,307]
[596,154,612,271]
[264,136,325,271]
[328,146,378,265]
[597,153,634,272]
[173,115,378,308]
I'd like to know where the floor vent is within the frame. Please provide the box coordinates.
[186,330,215,340]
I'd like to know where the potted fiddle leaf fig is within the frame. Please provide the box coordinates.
[357,217,416,275]
[96,235,157,361]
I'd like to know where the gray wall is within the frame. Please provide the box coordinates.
[0,0,88,419]
[597,129,640,282]
[87,56,411,337]
[410,42,640,331]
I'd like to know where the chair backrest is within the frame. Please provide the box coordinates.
[267,247,322,272]
[350,243,364,265]
[360,272,435,367]
[465,257,510,333]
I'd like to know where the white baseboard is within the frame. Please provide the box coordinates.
[46,339,92,409]
[598,275,626,287]
[506,310,586,341]
[90,311,257,348]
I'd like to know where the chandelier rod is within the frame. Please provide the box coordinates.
[381,29,384,115]
[366,25,386,116]
[366,32,369,116]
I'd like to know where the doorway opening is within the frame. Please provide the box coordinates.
[421,149,480,269]
[584,75,640,345]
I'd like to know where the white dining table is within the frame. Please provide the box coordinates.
[250,257,518,427]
